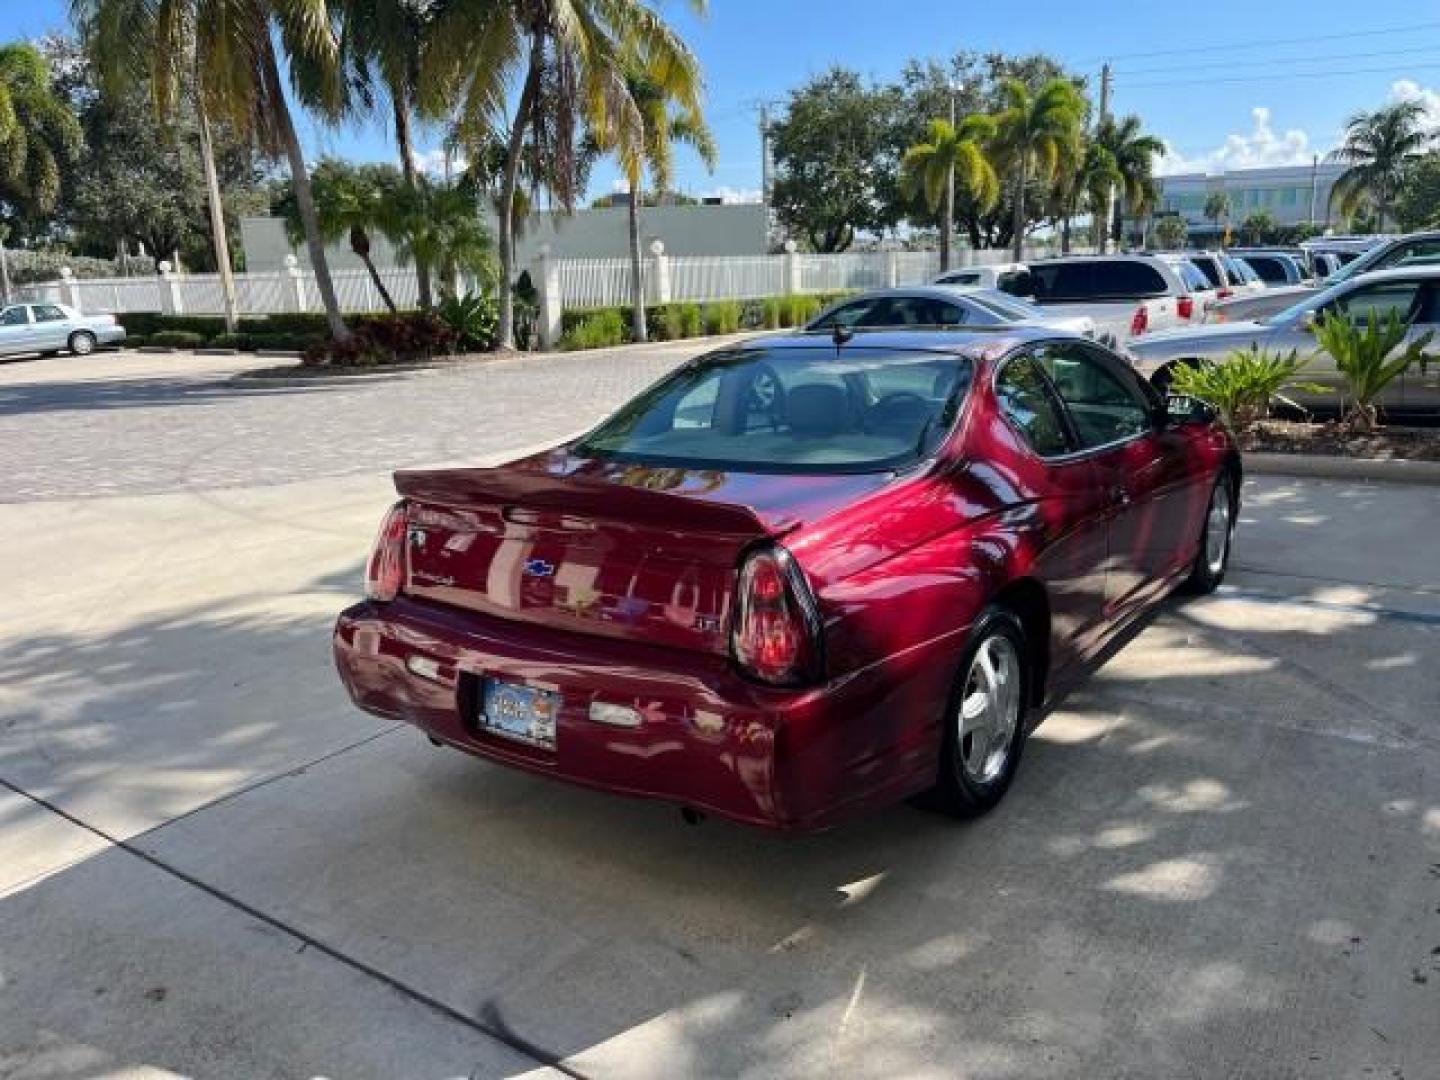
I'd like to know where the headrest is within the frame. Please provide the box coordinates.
[787,383,848,437]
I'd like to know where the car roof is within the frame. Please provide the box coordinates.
[734,325,1076,357]
[1329,265,1440,284]
[816,285,1012,303]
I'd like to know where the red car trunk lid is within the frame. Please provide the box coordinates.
[394,464,780,654]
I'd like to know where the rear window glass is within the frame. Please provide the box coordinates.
[1173,260,1212,292]
[1244,255,1288,283]
[576,347,974,474]
[1190,256,1224,288]
[1029,260,1168,301]
[1224,256,1259,284]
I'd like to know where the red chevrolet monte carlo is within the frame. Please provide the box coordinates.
[334,327,1239,830]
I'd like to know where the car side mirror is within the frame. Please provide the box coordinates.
[1165,393,1217,426]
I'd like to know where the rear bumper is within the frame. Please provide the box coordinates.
[333,597,953,830]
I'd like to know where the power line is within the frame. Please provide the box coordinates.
[1115,41,1440,77]
[1074,19,1440,64]
[1122,60,1440,90]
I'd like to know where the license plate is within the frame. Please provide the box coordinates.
[479,679,558,749]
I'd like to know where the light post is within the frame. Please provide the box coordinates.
[942,77,961,273]
[0,223,11,306]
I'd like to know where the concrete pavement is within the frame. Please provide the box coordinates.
[1,349,1437,1078]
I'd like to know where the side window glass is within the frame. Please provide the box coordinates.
[33,305,67,322]
[995,355,1072,457]
[0,306,29,326]
[1385,240,1440,270]
[672,373,722,430]
[1331,282,1422,325]
[1032,344,1152,449]
[813,301,873,329]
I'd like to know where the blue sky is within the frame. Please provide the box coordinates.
[11,0,1440,200]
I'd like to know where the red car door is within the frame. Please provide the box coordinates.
[989,352,1112,672]
[1028,341,1187,617]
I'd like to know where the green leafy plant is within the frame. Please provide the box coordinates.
[703,300,742,335]
[437,292,499,351]
[1312,309,1434,432]
[149,330,206,349]
[783,295,821,327]
[561,308,627,351]
[302,312,458,367]
[1169,346,1324,432]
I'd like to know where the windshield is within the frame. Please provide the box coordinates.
[1263,279,1351,325]
[964,290,1048,320]
[1320,237,1440,286]
[576,346,974,474]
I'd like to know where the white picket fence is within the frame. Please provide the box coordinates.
[19,264,432,317]
[17,245,1084,327]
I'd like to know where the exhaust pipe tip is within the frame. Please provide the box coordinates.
[680,806,706,826]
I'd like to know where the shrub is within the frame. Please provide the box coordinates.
[119,313,227,338]
[437,292,499,351]
[561,308,627,351]
[238,313,331,336]
[149,330,207,349]
[703,300,743,336]
[761,296,785,329]
[781,295,821,328]
[302,311,458,367]
[651,302,702,340]
[1168,346,1323,432]
[249,332,324,352]
[124,334,146,349]
[206,333,253,350]
[1313,310,1434,432]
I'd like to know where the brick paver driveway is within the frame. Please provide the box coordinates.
[0,343,712,502]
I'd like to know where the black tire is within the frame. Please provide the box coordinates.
[923,609,1031,819]
[68,330,97,356]
[1180,468,1236,595]
[40,350,60,358]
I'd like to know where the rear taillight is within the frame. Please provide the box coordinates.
[1130,305,1150,336]
[1177,296,1194,320]
[365,501,408,601]
[731,547,822,686]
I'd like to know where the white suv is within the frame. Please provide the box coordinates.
[1005,254,1210,343]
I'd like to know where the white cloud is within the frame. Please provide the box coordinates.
[699,186,762,204]
[410,147,467,178]
[1389,79,1440,129]
[1156,106,1315,176]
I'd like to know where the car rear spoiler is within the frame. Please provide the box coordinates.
[393,466,783,540]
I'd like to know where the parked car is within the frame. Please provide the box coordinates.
[805,286,1094,336]
[1155,254,1219,320]
[1210,230,1440,324]
[933,263,1028,291]
[333,328,1240,830]
[1005,254,1209,343]
[1129,266,1440,414]
[1231,250,1310,287]
[1176,250,1267,299]
[0,302,125,358]
[1310,252,1343,280]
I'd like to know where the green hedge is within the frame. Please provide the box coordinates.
[118,312,228,337]
[150,330,208,348]
[557,292,852,351]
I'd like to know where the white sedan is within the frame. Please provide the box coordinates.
[0,302,125,359]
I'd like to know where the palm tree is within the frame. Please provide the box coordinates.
[1203,190,1231,245]
[1047,140,1117,254]
[386,178,496,300]
[1330,101,1432,231]
[74,0,354,342]
[991,77,1086,261]
[1094,114,1164,249]
[280,159,402,311]
[612,61,716,342]
[336,0,438,307]
[901,115,998,270]
[0,43,84,221]
[426,0,706,349]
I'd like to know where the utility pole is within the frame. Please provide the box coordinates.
[1308,153,1321,233]
[1098,62,1115,253]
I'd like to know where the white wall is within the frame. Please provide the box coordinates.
[240,203,769,274]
